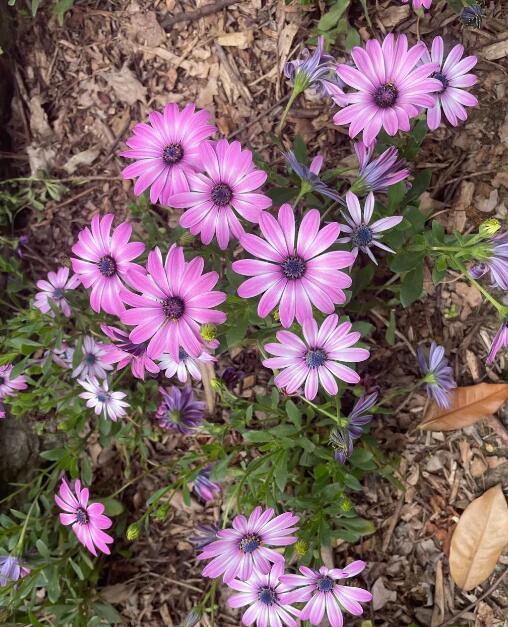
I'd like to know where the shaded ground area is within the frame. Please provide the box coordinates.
[3,0,508,624]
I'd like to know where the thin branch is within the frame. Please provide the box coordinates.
[161,0,241,30]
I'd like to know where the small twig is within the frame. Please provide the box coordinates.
[370,309,417,357]
[160,0,240,30]
[51,185,98,210]
[228,95,289,139]
[439,568,508,627]
[381,492,404,551]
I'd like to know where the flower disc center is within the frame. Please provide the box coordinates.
[75,507,89,525]
[352,225,374,247]
[282,255,306,280]
[431,71,449,93]
[258,587,278,605]
[162,143,184,165]
[373,83,398,108]
[98,255,117,277]
[53,287,65,300]
[211,183,233,207]
[305,348,327,368]
[317,576,334,592]
[84,353,97,365]
[163,296,185,320]
[239,534,262,554]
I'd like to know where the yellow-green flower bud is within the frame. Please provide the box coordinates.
[479,218,501,238]
[340,497,352,512]
[126,523,140,541]
[200,323,217,342]
[273,309,280,322]
[294,539,308,556]
[153,504,170,521]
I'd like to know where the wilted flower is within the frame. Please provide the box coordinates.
[263,315,370,401]
[334,34,441,145]
[158,348,215,383]
[182,608,202,627]
[198,505,299,583]
[460,3,484,28]
[121,102,216,205]
[0,363,27,398]
[486,322,508,365]
[330,392,378,464]
[479,219,501,238]
[283,150,344,203]
[227,562,301,627]
[338,191,403,265]
[220,366,246,390]
[351,141,409,195]
[421,36,478,131]
[189,524,219,549]
[468,231,508,291]
[156,386,205,433]
[55,478,114,557]
[101,324,159,380]
[78,378,129,422]
[45,344,74,369]
[71,214,145,316]
[330,428,353,465]
[72,336,112,380]
[281,561,372,627]
[34,267,80,317]
[417,342,456,408]
[193,466,221,502]
[0,555,30,587]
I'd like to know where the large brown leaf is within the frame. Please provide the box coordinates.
[420,383,508,431]
[450,484,508,591]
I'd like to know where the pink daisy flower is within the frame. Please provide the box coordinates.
[232,204,353,328]
[281,561,372,627]
[338,191,403,265]
[100,324,160,380]
[170,139,272,250]
[198,506,299,583]
[78,378,129,422]
[0,364,27,398]
[71,214,145,316]
[402,0,432,10]
[227,562,301,627]
[422,36,478,131]
[158,348,215,383]
[121,103,216,205]
[333,34,442,145]
[263,315,370,401]
[34,267,80,317]
[55,478,114,557]
[72,336,112,380]
[121,245,226,361]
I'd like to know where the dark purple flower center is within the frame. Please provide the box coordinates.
[431,71,449,93]
[282,255,306,280]
[258,587,277,605]
[239,534,261,553]
[352,225,373,247]
[305,348,327,368]
[98,255,117,277]
[53,287,65,300]
[373,82,398,108]
[317,576,334,592]
[117,339,147,357]
[84,353,97,365]
[162,143,184,166]
[97,393,109,403]
[75,507,89,525]
[0,377,4,385]
[211,183,233,207]
[163,296,185,320]
[179,348,188,360]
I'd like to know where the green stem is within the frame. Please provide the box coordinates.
[298,395,339,423]
[277,89,300,135]
[455,258,508,316]
[293,187,305,207]
[15,498,38,555]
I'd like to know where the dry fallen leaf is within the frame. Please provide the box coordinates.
[102,64,147,105]
[63,148,100,174]
[420,383,508,431]
[449,484,508,591]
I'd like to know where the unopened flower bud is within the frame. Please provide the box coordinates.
[479,218,501,238]
[294,539,308,556]
[273,309,280,322]
[200,324,217,342]
[181,608,201,627]
[340,497,352,512]
[210,377,223,391]
[126,523,140,541]
[179,232,195,246]
[153,504,170,521]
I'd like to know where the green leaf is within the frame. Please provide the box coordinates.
[274,451,289,492]
[345,26,360,52]
[385,310,396,346]
[400,265,424,307]
[293,136,308,163]
[102,498,124,517]
[390,251,423,273]
[243,431,274,444]
[285,400,301,425]
[36,539,50,558]
[318,0,350,31]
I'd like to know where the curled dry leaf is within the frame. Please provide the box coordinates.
[449,484,508,591]
[420,383,508,431]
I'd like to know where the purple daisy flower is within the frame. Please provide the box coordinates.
[338,191,403,265]
[34,267,80,317]
[0,364,27,398]
[71,214,145,316]
[189,524,219,549]
[227,561,301,627]
[155,385,205,433]
[263,315,370,401]
[158,347,215,383]
[283,151,344,203]
[121,103,216,205]
[422,36,478,131]
[469,232,508,291]
[100,324,159,380]
[192,466,221,502]
[417,342,457,408]
[281,561,372,627]
[331,391,378,463]
[45,344,75,370]
[0,555,30,587]
[232,203,353,328]
[170,139,272,250]
[402,0,432,10]
[121,245,226,361]
[334,34,441,145]
[78,378,129,422]
[486,322,508,365]
[72,336,112,380]
[352,141,410,195]
[198,505,299,583]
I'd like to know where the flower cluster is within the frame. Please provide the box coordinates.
[198,505,372,626]
[0,362,27,420]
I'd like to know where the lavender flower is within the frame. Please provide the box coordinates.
[78,378,129,422]
[155,386,205,433]
[469,232,508,291]
[351,141,410,195]
[330,392,378,463]
[283,151,344,204]
[487,322,508,365]
[0,555,30,586]
[193,466,221,502]
[72,336,112,380]
[189,524,219,549]
[417,342,456,408]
